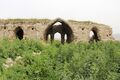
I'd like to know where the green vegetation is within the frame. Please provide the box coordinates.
[0,39,120,80]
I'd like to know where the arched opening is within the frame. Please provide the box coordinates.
[47,34,51,42]
[89,27,100,42]
[64,34,67,42]
[89,31,94,38]
[44,18,73,44]
[14,27,24,40]
[54,32,61,41]
[54,22,62,25]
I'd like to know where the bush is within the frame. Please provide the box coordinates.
[0,39,120,80]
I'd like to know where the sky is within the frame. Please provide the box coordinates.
[0,0,120,35]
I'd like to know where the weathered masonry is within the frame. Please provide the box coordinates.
[0,18,114,43]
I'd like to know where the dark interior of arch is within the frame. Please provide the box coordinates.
[89,27,100,42]
[44,19,73,44]
[14,27,24,40]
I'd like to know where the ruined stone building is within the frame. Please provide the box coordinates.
[0,18,114,43]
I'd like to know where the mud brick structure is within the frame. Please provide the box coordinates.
[0,18,114,43]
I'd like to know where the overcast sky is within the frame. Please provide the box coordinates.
[0,0,120,34]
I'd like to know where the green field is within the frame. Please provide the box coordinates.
[0,39,120,80]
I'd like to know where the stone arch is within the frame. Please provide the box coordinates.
[89,27,100,42]
[14,27,24,40]
[44,18,74,44]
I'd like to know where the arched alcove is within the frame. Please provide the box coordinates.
[44,18,74,44]
[14,27,24,40]
[89,27,100,42]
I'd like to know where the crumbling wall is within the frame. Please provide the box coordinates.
[0,18,114,43]
[67,20,114,42]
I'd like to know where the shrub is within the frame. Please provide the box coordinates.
[0,39,120,80]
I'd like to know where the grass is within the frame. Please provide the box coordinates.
[0,39,120,80]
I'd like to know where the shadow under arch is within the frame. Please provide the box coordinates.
[89,27,100,42]
[44,18,74,44]
[14,27,24,40]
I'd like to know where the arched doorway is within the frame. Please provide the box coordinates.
[89,27,100,42]
[14,27,24,40]
[44,18,73,44]
[54,32,61,41]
